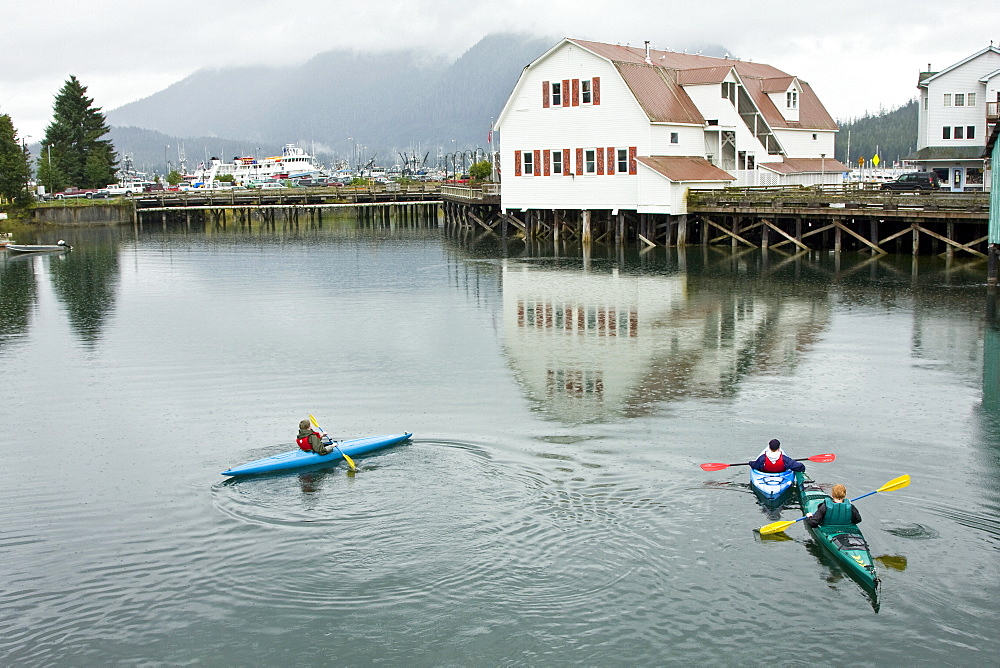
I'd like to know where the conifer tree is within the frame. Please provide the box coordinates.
[40,76,118,190]
[0,113,32,203]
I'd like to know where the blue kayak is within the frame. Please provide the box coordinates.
[749,468,795,500]
[221,432,412,476]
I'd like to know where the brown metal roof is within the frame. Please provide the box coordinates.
[761,76,795,93]
[616,63,704,124]
[568,38,838,131]
[637,156,736,182]
[758,157,849,174]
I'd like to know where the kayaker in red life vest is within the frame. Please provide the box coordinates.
[296,419,337,455]
[748,439,806,473]
[806,483,862,527]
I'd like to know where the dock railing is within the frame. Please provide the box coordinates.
[441,183,499,201]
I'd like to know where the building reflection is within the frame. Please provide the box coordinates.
[501,256,831,422]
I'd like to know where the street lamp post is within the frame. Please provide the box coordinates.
[23,135,31,197]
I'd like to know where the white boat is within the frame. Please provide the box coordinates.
[6,240,72,253]
[187,144,325,186]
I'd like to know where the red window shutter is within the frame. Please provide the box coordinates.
[514,150,522,176]
[575,148,583,175]
[542,81,550,108]
[593,77,601,105]
[543,149,551,176]
[596,147,604,175]
[563,149,571,175]
[534,150,542,176]
[607,147,615,174]
[572,79,580,106]
[628,146,637,175]
[562,79,570,107]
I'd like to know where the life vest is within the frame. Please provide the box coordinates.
[296,430,321,452]
[761,450,787,472]
[823,499,854,525]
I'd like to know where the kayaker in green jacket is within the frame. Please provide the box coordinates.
[806,483,862,527]
[296,419,336,455]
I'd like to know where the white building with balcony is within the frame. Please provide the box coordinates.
[913,45,1000,191]
[494,38,846,218]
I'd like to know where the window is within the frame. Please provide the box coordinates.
[722,82,737,105]
[968,93,977,106]
[923,95,928,110]
[670,132,679,144]
[943,126,951,139]
[943,94,952,107]
[955,93,965,106]
[812,133,818,140]
[967,125,976,139]
[551,82,562,107]
[955,126,964,139]
[617,149,628,174]
[552,150,562,174]
[787,90,798,109]
[584,149,596,174]
[581,79,592,104]
[523,151,534,175]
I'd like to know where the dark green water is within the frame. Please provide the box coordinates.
[2,215,999,665]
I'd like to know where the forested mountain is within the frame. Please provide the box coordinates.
[835,99,919,168]
[107,33,555,173]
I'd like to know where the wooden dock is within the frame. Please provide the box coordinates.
[441,185,991,258]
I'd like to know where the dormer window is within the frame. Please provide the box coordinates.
[787,90,798,109]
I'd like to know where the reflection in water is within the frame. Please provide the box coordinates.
[499,252,831,423]
[874,554,908,571]
[0,254,37,348]
[48,243,121,346]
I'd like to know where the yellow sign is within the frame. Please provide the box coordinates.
[872,153,880,166]
[857,156,864,166]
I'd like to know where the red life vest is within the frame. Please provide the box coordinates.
[296,430,321,452]
[761,451,787,472]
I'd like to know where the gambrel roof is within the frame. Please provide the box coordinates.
[568,38,838,131]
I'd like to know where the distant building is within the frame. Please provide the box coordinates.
[494,38,846,218]
[913,45,1000,192]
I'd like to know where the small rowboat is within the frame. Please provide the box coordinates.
[750,468,795,501]
[0,233,15,247]
[6,241,72,253]
[222,432,412,476]
[795,471,879,592]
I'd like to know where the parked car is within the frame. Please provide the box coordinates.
[88,189,111,199]
[143,183,165,193]
[259,182,285,190]
[880,172,940,191]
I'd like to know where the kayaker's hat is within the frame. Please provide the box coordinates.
[768,439,781,450]
[299,419,310,429]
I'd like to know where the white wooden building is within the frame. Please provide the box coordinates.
[494,38,846,217]
[913,45,1000,192]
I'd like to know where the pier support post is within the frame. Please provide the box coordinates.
[834,221,842,253]
[677,214,687,247]
[582,210,592,244]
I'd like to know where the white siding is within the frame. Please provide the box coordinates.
[921,50,1000,150]
[498,43,651,211]
[683,81,770,162]
[773,128,836,158]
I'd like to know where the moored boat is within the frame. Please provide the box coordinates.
[750,467,795,501]
[221,432,412,476]
[795,471,879,592]
[6,241,72,253]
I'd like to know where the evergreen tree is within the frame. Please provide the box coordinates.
[41,76,118,190]
[0,113,32,203]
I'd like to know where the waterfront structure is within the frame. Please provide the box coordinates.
[188,144,325,186]
[494,38,846,225]
[913,46,1000,192]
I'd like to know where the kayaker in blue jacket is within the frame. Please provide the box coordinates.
[807,484,862,527]
[748,439,806,473]
[296,419,336,455]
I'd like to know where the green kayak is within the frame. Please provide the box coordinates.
[795,471,879,593]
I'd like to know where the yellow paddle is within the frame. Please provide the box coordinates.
[309,413,358,471]
[757,474,911,535]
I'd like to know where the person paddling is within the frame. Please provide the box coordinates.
[748,439,805,473]
[806,483,862,527]
[296,418,337,455]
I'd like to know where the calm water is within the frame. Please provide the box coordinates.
[2,213,999,665]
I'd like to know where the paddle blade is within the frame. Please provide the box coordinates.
[341,451,358,471]
[700,462,731,471]
[758,519,797,535]
[807,453,836,463]
[877,474,911,493]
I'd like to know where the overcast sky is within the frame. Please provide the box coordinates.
[1,0,995,141]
